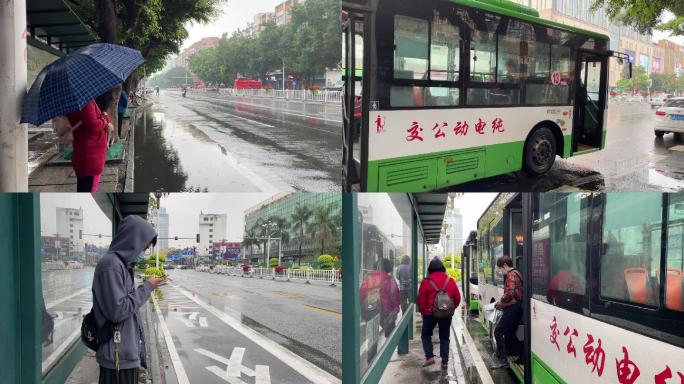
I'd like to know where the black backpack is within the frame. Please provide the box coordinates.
[81,309,116,351]
[427,277,456,319]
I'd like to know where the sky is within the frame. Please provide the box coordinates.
[159,193,276,248]
[653,11,684,45]
[181,0,284,50]
[455,193,498,237]
[40,194,114,247]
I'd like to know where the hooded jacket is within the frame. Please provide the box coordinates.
[92,215,157,370]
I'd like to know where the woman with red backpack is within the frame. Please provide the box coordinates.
[492,255,524,369]
[417,258,461,369]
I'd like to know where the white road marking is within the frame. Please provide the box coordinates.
[670,145,684,152]
[46,287,89,309]
[189,312,198,321]
[199,316,208,327]
[255,365,271,384]
[151,294,190,384]
[223,112,274,128]
[206,365,246,384]
[178,317,195,328]
[55,311,63,319]
[174,284,340,384]
[196,348,271,384]
[228,347,245,377]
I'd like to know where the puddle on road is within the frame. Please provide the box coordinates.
[134,107,265,192]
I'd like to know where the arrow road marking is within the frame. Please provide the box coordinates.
[195,347,271,384]
[228,347,245,377]
[189,312,198,321]
[199,317,208,327]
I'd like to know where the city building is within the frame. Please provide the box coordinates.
[40,235,70,261]
[199,212,228,256]
[158,207,169,251]
[658,39,684,76]
[174,36,220,69]
[442,207,464,258]
[243,192,341,265]
[211,241,242,261]
[511,0,681,86]
[56,207,84,260]
[275,0,305,26]
[252,11,275,34]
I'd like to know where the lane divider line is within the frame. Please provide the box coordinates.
[172,283,341,384]
[151,293,191,384]
[46,287,89,309]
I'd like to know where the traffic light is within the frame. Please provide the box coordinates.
[196,233,200,243]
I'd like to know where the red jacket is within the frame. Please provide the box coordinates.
[417,271,461,316]
[498,269,523,309]
[67,100,110,177]
[360,271,401,316]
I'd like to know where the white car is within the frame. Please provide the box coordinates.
[655,97,684,138]
[650,93,673,109]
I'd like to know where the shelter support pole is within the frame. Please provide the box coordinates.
[0,0,28,191]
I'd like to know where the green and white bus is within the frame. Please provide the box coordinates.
[476,193,684,384]
[342,0,631,192]
[462,229,479,311]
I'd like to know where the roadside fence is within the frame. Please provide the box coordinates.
[188,87,342,104]
[197,265,341,286]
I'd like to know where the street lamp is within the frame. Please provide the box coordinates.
[261,220,280,266]
[153,192,165,269]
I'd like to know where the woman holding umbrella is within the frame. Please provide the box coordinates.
[21,43,144,192]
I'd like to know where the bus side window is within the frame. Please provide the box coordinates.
[532,194,588,314]
[600,194,663,307]
[667,196,684,312]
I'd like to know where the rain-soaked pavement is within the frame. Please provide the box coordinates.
[460,311,519,384]
[154,269,341,383]
[134,90,341,192]
[445,101,684,192]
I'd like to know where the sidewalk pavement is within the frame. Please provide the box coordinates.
[380,312,465,384]
[28,104,147,192]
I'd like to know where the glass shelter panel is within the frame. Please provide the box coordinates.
[40,194,114,376]
[358,193,413,377]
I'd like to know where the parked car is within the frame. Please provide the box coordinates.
[655,97,684,139]
[650,93,673,109]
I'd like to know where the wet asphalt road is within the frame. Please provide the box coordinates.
[42,267,94,371]
[134,90,341,192]
[155,269,342,383]
[445,101,684,192]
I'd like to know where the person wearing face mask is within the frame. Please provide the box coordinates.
[91,215,165,383]
[492,255,524,369]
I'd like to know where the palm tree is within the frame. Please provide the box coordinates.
[243,227,258,261]
[308,205,338,258]
[271,216,290,264]
[290,204,312,265]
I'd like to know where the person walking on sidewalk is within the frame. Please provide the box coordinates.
[492,255,524,369]
[396,255,412,314]
[417,258,461,369]
[92,215,164,384]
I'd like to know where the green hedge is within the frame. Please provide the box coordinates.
[144,267,167,279]
[318,254,334,270]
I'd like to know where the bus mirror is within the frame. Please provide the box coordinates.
[628,63,633,79]
[469,277,478,284]
[617,57,624,65]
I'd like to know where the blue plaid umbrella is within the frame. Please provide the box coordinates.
[21,43,144,126]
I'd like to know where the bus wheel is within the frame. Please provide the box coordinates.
[524,127,557,175]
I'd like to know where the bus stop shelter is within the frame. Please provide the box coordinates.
[0,0,96,191]
[0,193,149,384]
[342,193,447,383]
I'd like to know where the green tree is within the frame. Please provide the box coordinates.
[148,66,193,88]
[650,72,678,93]
[269,258,279,267]
[617,65,650,93]
[290,204,312,265]
[66,0,222,137]
[307,205,338,256]
[591,0,684,36]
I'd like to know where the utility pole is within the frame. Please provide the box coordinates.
[0,0,28,191]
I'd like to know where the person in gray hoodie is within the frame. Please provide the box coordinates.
[92,215,164,384]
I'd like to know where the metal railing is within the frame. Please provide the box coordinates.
[199,265,341,285]
[189,88,342,104]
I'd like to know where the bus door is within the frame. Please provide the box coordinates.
[573,51,607,153]
[342,7,367,191]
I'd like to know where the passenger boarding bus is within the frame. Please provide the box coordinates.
[342,0,631,192]
[476,193,684,383]
[462,230,479,311]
